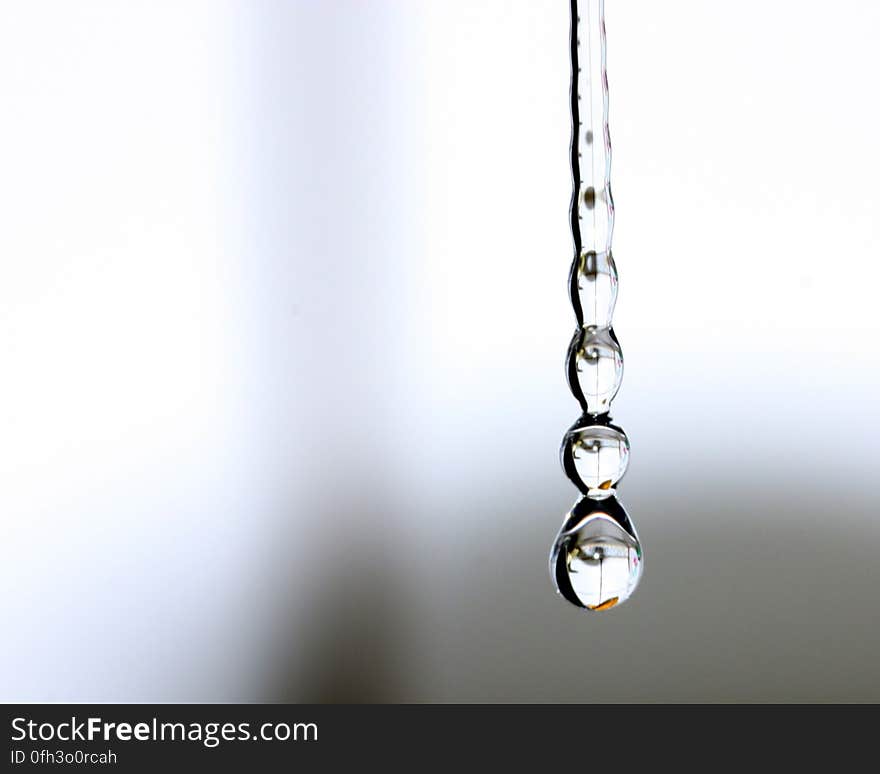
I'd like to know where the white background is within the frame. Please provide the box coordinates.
[1,0,878,700]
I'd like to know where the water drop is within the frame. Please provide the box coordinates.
[569,249,618,328]
[550,496,642,611]
[561,418,629,497]
[566,326,623,415]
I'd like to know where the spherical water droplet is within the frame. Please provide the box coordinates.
[561,419,629,497]
[569,250,618,329]
[566,326,623,415]
[550,497,642,611]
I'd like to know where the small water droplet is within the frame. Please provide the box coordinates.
[561,418,629,497]
[550,497,642,611]
[569,249,617,328]
[566,326,623,415]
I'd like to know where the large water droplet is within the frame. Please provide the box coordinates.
[561,418,629,497]
[566,326,623,415]
[550,497,642,611]
[569,250,618,329]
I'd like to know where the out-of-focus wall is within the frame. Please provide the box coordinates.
[1,0,878,702]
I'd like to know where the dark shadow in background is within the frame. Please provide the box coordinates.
[265,485,880,702]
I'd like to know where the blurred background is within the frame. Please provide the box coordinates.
[1,0,879,702]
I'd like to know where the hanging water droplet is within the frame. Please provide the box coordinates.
[561,418,629,497]
[566,326,623,415]
[569,249,618,328]
[550,497,642,611]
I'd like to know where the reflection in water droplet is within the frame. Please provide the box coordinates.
[567,326,623,415]
[561,419,629,497]
[583,187,596,210]
[569,250,618,329]
[550,497,642,611]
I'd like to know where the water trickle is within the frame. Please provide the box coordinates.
[551,0,643,611]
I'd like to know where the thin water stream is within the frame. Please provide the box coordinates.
[551,0,643,611]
